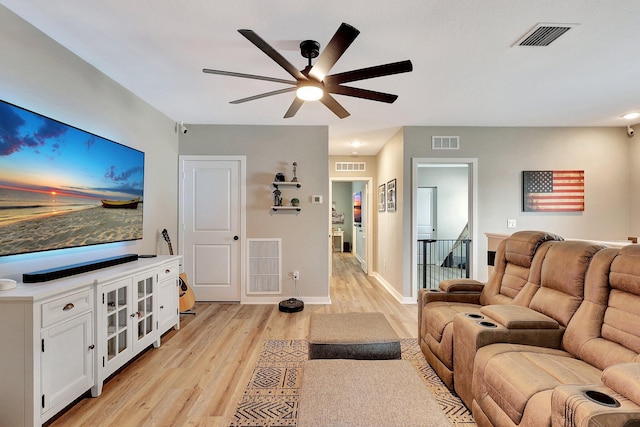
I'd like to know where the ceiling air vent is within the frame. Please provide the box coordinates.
[432,136,459,150]
[335,162,366,172]
[514,23,578,47]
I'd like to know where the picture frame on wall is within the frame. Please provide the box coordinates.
[378,183,386,212]
[522,170,584,212]
[387,179,396,212]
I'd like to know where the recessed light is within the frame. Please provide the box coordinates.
[622,112,640,120]
[350,141,362,147]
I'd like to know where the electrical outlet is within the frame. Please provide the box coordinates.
[292,271,299,280]
[507,219,517,229]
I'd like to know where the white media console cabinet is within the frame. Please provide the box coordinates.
[0,255,181,427]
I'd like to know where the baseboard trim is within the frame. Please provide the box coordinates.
[371,272,415,304]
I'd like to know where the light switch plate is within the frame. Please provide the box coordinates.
[507,219,517,228]
[312,195,322,204]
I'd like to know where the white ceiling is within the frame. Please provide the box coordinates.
[2,1,640,155]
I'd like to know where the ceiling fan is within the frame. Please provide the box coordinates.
[202,23,413,119]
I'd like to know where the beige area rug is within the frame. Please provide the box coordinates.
[229,339,476,426]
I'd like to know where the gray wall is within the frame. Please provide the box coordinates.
[398,126,632,292]
[0,6,177,280]
[179,125,330,302]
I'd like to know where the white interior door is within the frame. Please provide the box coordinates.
[180,156,244,301]
[417,187,436,239]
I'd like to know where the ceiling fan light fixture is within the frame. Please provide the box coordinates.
[296,83,324,101]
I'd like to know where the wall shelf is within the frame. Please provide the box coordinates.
[272,181,301,212]
[272,182,301,188]
[272,206,301,212]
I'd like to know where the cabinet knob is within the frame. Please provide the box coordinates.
[165,269,171,273]
[88,344,95,350]
[63,303,75,311]
[160,305,165,309]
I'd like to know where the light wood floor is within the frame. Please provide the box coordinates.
[48,253,418,426]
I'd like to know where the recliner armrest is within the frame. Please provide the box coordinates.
[479,305,560,330]
[551,384,640,427]
[439,278,484,293]
[602,363,640,407]
[418,289,482,306]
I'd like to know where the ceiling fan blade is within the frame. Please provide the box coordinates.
[324,60,413,85]
[284,98,305,118]
[309,23,360,82]
[203,68,296,85]
[327,85,398,103]
[229,87,296,104]
[238,29,306,81]
[319,93,350,119]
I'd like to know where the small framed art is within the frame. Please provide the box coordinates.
[387,179,396,212]
[378,183,386,212]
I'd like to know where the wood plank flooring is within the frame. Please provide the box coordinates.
[47,253,418,426]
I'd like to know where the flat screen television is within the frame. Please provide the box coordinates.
[0,99,144,257]
[353,191,362,225]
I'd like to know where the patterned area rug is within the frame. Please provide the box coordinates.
[229,339,476,426]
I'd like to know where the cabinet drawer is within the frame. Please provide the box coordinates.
[158,262,179,282]
[42,289,93,328]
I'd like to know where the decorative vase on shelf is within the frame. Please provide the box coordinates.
[291,198,300,207]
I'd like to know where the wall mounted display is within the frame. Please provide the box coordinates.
[377,183,386,212]
[387,179,396,212]
[522,170,584,212]
[353,191,362,224]
[0,99,145,257]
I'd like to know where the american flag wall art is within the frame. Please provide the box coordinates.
[522,170,585,212]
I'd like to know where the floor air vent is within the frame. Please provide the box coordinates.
[335,162,366,172]
[515,23,577,47]
[247,238,281,294]
[432,136,460,150]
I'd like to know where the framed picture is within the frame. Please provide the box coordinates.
[378,183,386,212]
[522,170,584,212]
[387,179,396,212]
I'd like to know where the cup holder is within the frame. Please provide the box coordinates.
[465,313,484,319]
[582,390,620,408]
[478,321,498,328]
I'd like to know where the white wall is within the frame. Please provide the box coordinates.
[0,6,177,280]
[178,125,330,302]
[417,166,468,240]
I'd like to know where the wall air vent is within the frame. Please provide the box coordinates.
[247,238,281,294]
[432,136,460,150]
[515,23,578,47]
[335,162,366,172]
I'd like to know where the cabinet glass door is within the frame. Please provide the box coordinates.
[105,281,130,361]
[137,276,154,339]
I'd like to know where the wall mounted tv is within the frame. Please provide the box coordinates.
[0,100,145,257]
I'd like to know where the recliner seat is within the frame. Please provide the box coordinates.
[417,230,563,389]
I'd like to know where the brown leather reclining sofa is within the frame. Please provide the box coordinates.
[419,232,640,427]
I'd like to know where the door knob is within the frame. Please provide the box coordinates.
[234,236,239,240]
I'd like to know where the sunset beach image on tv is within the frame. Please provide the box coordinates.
[0,100,144,257]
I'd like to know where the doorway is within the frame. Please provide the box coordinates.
[411,159,478,298]
[329,177,373,276]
